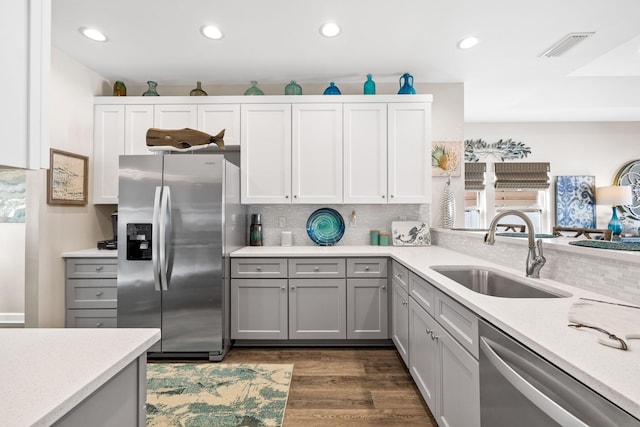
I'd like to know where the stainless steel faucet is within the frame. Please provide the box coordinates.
[484,210,546,278]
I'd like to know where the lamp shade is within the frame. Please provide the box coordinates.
[596,185,632,206]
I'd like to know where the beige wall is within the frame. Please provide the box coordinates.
[25,48,115,327]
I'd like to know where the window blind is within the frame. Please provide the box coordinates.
[494,162,550,189]
[464,162,486,190]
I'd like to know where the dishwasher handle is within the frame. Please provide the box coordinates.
[480,336,589,427]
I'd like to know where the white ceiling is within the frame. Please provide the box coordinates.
[51,0,640,122]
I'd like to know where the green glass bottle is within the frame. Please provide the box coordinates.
[285,80,302,95]
[113,81,126,96]
[244,81,264,96]
[142,81,159,96]
[364,74,376,95]
[189,81,208,96]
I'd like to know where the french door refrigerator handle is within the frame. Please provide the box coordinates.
[151,186,162,292]
[159,185,171,291]
[479,336,589,427]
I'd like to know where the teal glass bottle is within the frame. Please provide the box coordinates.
[142,81,159,96]
[323,82,341,95]
[244,81,264,96]
[398,73,416,94]
[363,74,376,95]
[285,80,302,95]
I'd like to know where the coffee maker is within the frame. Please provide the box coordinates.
[97,211,118,250]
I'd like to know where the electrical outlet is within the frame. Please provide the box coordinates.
[278,216,287,228]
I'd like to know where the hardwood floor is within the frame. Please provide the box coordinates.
[223,346,437,426]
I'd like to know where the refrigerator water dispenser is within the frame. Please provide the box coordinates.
[126,223,152,260]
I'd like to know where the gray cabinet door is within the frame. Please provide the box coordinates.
[438,326,480,427]
[231,279,288,340]
[391,280,409,366]
[289,278,346,339]
[347,278,388,339]
[409,298,438,415]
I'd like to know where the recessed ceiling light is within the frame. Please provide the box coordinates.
[457,36,479,50]
[79,27,107,42]
[320,22,341,38]
[200,25,223,40]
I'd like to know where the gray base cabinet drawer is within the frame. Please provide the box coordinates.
[409,272,435,315]
[66,258,117,279]
[347,258,388,278]
[231,258,287,278]
[434,290,479,358]
[289,258,346,278]
[66,279,117,309]
[66,309,117,328]
[391,261,409,291]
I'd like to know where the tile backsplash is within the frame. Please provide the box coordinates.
[247,204,430,246]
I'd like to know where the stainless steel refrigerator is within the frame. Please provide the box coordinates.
[117,153,245,361]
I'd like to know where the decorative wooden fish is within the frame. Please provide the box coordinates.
[146,128,225,151]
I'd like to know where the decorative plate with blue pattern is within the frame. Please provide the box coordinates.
[306,208,345,246]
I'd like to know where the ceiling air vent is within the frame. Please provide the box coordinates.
[540,32,595,57]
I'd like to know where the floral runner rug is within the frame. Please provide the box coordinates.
[146,363,293,427]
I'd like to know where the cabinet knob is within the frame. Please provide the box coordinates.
[396,273,403,278]
[365,266,370,271]
[381,285,386,290]
[285,195,289,199]
[96,291,104,297]
[96,322,103,327]
[382,195,385,198]
[290,285,296,290]
[96,266,104,271]
[294,195,297,198]
[402,300,408,306]
[390,195,394,198]
[314,266,319,271]
[432,334,439,341]
[257,266,262,271]
[281,286,286,290]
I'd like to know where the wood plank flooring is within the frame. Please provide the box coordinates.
[223,346,437,426]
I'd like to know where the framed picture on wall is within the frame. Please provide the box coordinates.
[555,175,596,228]
[432,141,462,177]
[47,149,88,205]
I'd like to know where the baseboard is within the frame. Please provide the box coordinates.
[0,313,25,328]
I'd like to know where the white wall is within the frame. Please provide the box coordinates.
[0,223,25,313]
[24,47,115,327]
[464,122,640,232]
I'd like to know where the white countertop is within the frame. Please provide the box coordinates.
[0,328,160,426]
[62,248,117,258]
[231,245,640,419]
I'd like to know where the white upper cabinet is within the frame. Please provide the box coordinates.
[241,104,292,204]
[292,104,343,204]
[0,0,50,169]
[124,105,154,155]
[198,104,240,146]
[388,103,432,204]
[93,105,125,204]
[343,103,388,203]
[153,104,197,129]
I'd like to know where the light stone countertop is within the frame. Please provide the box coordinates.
[62,248,117,258]
[231,245,640,419]
[0,328,160,426]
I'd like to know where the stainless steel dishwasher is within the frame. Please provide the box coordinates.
[479,319,640,427]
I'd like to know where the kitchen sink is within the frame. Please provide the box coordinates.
[431,266,570,298]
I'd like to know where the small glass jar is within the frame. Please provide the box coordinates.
[190,81,208,96]
[244,81,265,96]
[323,82,341,95]
[285,80,302,95]
[113,81,126,96]
[142,81,159,96]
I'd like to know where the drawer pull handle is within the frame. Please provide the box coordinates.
[365,266,370,271]
[396,273,403,278]
[96,322,103,327]
[314,267,319,271]
[96,266,104,271]
[96,291,104,297]
[256,266,262,271]
[402,300,408,306]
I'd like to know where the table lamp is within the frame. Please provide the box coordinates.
[596,185,632,241]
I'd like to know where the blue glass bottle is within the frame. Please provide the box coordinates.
[398,73,416,94]
[364,74,376,95]
[323,82,341,95]
[608,207,623,240]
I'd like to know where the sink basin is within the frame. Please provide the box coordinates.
[431,266,569,298]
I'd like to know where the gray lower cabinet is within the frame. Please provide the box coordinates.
[231,278,288,339]
[347,257,389,339]
[407,268,480,427]
[391,279,409,366]
[65,258,117,328]
[289,278,347,339]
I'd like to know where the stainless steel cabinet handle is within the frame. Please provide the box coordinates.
[479,337,589,427]
[96,322,103,327]
[95,266,104,271]
[96,291,103,297]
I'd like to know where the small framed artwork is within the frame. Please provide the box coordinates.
[555,175,596,228]
[47,149,88,205]
[432,141,462,177]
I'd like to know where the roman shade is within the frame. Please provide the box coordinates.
[465,162,486,190]
[494,162,550,189]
